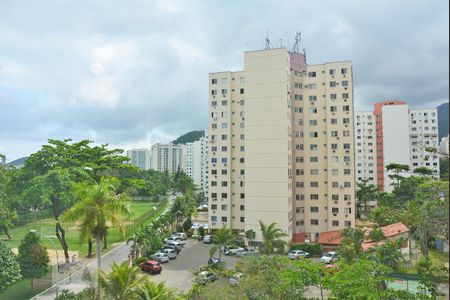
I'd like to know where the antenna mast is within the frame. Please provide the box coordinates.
[265,29,271,50]
[292,31,301,53]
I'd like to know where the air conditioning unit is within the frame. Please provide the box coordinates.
[347,201,351,205]
[333,213,337,217]
[334,201,338,204]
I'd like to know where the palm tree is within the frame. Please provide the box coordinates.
[170,197,188,228]
[258,221,288,255]
[98,261,144,300]
[135,280,178,300]
[127,227,150,260]
[214,226,234,260]
[61,177,131,268]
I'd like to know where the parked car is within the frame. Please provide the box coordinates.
[208,257,222,266]
[166,241,183,251]
[164,236,185,246]
[174,232,188,240]
[202,224,209,230]
[225,246,245,256]
[150,252,170,263]
[203,235,213,244]
[288,250,310,260]
[320,251,340,264]
[139,260,162,274]
[191,223,200,230]
[197,204,208,211]
[229,272,244,286]
[236,248,260,257]
[196,271,217,285]
[159,248,177,259]
[161,244,181,254]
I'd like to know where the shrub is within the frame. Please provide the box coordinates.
[198,226,205,238]
[176,224,183,232]
[290,243,323,256]
[135,257,148,265]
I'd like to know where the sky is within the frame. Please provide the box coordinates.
[0,0,448,161]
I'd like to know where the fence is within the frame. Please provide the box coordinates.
[387,273,424,294]
[14,208,53,226]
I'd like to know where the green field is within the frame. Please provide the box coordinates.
[1,201,166,256]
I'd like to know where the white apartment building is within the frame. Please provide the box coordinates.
[182,134,209,195]
[126,148,151,170]
[150,143,183,174]
[208,47,356,243]
[355,102,440,192]
[354,112,377,186]
[440,135,449,156]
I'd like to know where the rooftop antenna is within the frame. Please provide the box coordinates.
[265,29,271,50]
[303,48,307,63]
[292,31,301,53]
[278,38,283,48]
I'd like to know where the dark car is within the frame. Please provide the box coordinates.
[139,260,162,274]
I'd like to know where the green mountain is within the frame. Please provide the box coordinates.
[437,102,449,140]
[172,131,205,145]
[7,156,28,167]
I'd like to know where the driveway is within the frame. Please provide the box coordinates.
[144,239,240,292]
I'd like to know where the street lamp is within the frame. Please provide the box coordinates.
[29,229,60,284]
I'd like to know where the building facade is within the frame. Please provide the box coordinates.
[208,47,356,243]
[182,134,209,196]
[150,143,183,174]
[126,148,151,170]
[355,101,440,192]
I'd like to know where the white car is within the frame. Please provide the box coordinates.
[201,224,208,230]
[150,252,170,263]
[225,246,245,256]
[164,236,185,246]
[174,232,187,240]
[235,248,260,257]
[320,251,340,264]
[191,223,200,230]
[288,250,310,260]
[159,248,177,259]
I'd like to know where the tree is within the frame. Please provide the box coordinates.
[356,179,378,218]
[368,226,386,243]
[393,176,426,207]
[0,204,17,239]
[368,239,404,272]
[416,256,449,298]
[17,231,50,289]
[386,163,410,190]
[323,258,391,299]
[439,157,448,180]
[337,227,364,263]
[135,280,179,300]
[245,229,256,246]
[413,167,434,176]
[61,177,131,268]
[258,221,288,255]
[214,226,234,260]
[98,262,145,300]
[170,196,188,228]
[0,241,22,291]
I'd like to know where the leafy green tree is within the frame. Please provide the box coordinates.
[258,221,288,255]
[245,229,256,246]
[55,288,95,300]
[393,176,426,207]
[214,226,234,260]
[134,280,179,300]
[368,226,386,243]
[356,179,378,218]
[439,157,448,180]
[170,196,188,228]
[367,239,404,272]
[171,171,195,194]
[0,204,17,239]
[413,167,434,176]
[368,205,399,226]
[183,217,192,232]
[61,177,131,267]
[17,231,50,289]
[0,241,22,291]
[416,256,449,297]
[337,227,364,263]
[386,163,410,190]
[323,258,390,299]
[198,226,205,239]
[98,261,145,300]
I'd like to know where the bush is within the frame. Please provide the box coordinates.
[135,257,148,265]
[176,224,183,232]
[290,243,323,256]
[198,226,205,238]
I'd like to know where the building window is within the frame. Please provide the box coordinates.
[342,81,348,87]
[211,204,217,210]
[343,105,350,112]
[330,94,337,100]
[221,216,227,222]
[240,88,244,94]
[310,169,319,175]
[309,107,318,114]
[211,78,218,84]
[221,134,227,140]
[309,95,317,101]
[331,118,338,124]
[344,221,352,227]
[310,207,319,212]
[310,194,319,200]
[221,169,227,175]
[221,181,228,187]
[221,146,227,151]
[342,93,349,99]
[240,217,245,222]
[211,90,217,95]
[308,72,316,77]
[332,182,339,188]
[221,123,227,129]
[211,158,217,163]
[221,100,227,106]
[329,81,337,87]
[310,181,319,188]
[332,194,339,201]
[310,219,319,225]
[310,156,319,162]
[211,216,217,222]
[330,106,337,112]
[211,101,217,106]
[221,158,227,163]
[221,204,227,210]
[309,120,318,126]
[332,220,339,226]
[329,69,336,75]
[309,132,318,138]
[211,181,217,186]
[341,68,347,75]
[221,89,227,95]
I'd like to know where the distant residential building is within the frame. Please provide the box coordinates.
[150,143,183,174]
[355,101,439,192]
[126,148,151,170]
[201,132,209,198]
[440,134,449,156]
[181,133,209,196]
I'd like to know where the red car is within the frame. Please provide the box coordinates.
[139,260,162,274]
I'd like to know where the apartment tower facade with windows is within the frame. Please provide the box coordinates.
[208,47,356,243]
[126,148,151,170]
[150,143,183,174]
[355,101,439,192]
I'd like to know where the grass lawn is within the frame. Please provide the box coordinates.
[1,201,163,256]
[0,279,46,300]
[429,249,449,265]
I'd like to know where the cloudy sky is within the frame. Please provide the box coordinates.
[0,0,448,161]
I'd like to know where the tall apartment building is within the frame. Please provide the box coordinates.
[208,47,356,243]
[440,135,449,156]
[182,134,209,195]
[126,148,151,170]
[200,132,209,198]
[355,101,440,192]
[150,143,183,174]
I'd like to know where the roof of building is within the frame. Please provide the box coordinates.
[317,230,342,245]
[381,222,409,238]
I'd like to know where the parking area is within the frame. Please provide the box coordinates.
[142,238,240,292]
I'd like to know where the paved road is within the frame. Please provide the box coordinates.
[32,195,176,300]
[148,239,240,292]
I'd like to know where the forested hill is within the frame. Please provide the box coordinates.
[172,130,205,145]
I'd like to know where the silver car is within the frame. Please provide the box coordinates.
[288,250,310,260]
[151,252,170,263]
[159,248,177,259]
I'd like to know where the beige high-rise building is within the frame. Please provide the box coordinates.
[208,47,356,243]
